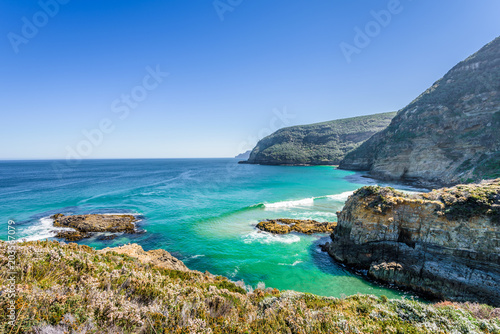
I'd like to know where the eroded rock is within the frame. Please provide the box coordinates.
[52,214,138,241]
[324,179,500,306]
[99,243,189,272]
[257,219,336,234]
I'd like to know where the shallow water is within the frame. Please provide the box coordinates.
[0,158,424,298]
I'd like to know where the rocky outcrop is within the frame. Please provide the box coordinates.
[323,179,500,306]
[99,243,190,272]
[52,214,138,241]
[243,112,396,165]
[340,36,500,186]
[257,219,336,234]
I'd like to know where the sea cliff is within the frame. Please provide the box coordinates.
[340,36,500,186]
[323,179,500,306]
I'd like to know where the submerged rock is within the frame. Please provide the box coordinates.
[324,179,500,306]
[257,219,336,234]
[55,230,91,242]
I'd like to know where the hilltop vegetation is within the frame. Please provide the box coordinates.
[1,240,499,333]
[244,112,396,165]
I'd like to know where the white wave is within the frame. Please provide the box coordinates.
[19,217,74,242]
[100,213,142,216]
[229,266,239,278]
[264,198,315,209]
[242,230,300,244]
[186,254,205,260]
[325,191,354,202]
[278,260,303,266]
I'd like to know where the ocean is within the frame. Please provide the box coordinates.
[0,158,425,298]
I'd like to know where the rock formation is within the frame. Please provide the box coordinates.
[243,112,396,165]
[257,219,336,234]
[323,179,500,306]
[340,36,500,186]
[99,243,190,272]
[52,214,138,241]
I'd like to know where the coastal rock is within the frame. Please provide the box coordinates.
[257,219,337,234]
[99,243,190,272]
[55,231,91,242]
[244,112,396,165]
[53,214,137,233]
[52,214,138,241]
[340,36,500,186]
[324,179,500,306]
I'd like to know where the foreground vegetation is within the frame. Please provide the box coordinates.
[1,240,499,333]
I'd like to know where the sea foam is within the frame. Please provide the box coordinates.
[242,230,300,244]
[264,198,315,209]
[325,191,354,202]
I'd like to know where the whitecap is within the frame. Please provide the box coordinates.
[278,260,303,266]
[325,191,354,202]
[264,198,315,209]
[229,266,239,278]
[19,217,74,242]
[242,230,300,244]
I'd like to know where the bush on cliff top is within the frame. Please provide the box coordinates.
[1,240,499,333]
[355,180,500,222]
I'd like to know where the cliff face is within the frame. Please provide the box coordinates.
[245,112,396,165]
[324,179,500,306]
[340,36,500,186]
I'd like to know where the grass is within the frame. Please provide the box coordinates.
[0,240,499,333]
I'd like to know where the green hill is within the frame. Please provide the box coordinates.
[244,112,396,165]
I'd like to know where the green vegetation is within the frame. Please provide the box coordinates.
[246,112,396,165]
[1,240,499,333]
[355,180,500,224]
[432,179,500,223]
[355,186,407,214]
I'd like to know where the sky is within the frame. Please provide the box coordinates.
[1,0,499,160]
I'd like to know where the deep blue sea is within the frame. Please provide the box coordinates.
[0,159,425,298]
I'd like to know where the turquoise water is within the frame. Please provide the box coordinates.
[0,159,423,298]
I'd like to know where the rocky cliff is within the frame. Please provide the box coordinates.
[323,179,500,306]
[340,37,500,186]
[244,112,396,165]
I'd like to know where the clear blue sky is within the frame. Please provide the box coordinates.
[1,0,499,159]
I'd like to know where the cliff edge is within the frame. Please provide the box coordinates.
[324,179,500,306]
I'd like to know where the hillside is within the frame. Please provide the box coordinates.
[340,36,500,186]
[243,112,396,165]
[1,240,499,333]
